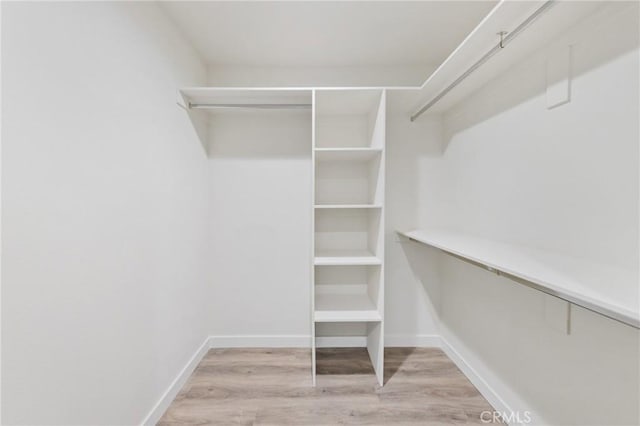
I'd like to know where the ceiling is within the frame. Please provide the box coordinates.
[161,1,498,71]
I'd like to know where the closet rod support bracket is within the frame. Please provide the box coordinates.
[498,31,508,48]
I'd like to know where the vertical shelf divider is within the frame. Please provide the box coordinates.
[311,89,317,386]
[367,90,385,385]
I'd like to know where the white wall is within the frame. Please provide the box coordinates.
[440,3,638,269]
[405,3,640,425]
[1,3,209,425]
[203,108,449,343]
[206,112,312,339]
[208,65,432,88]
[200,85,444,342]
[385,114,444,342]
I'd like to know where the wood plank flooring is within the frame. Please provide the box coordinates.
[158,347,497,425]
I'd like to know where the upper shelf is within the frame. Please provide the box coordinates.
[178,87,313,113]
[403,0,607,118]
[315,204,382,209]
[399,229,639,329]
[315,249,381,266]
[178,2,615,120]
[314,292,381,323]
[315,147,382,162]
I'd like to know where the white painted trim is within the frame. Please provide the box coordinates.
[438,335,544,426]
[207,334,442,349]
[439,336,511,416]
[385,334,441,348]
[318,334,441,348]
[209,335,311,348]
[316,336,367,348]
[140,336,211,426]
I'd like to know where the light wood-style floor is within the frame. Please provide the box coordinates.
[159,347,497,425]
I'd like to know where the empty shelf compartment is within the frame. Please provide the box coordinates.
[314,250,381,265]
[315,154,382,205]
[315,293,380,322]
[315,208,382,256]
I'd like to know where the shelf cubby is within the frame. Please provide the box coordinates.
[314,265,382,323]
[315,147,382,162]
[315,155,382,206]
[315,208,382,257]
[315,89,384,149]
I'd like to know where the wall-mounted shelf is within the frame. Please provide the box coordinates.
[314,204,382,209]
[315,292,381,323]
[178,87,313,113]
[406,0,605,118]
[315,147,382,162]
[399,229,639,329]
[314,251,382,266]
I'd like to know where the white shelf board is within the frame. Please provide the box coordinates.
[400,229,639,329]
[405,0,606,117]
[314,292,381,323]
[179,87,312,112]
[314,250,381,266]
[315,147,382,162]
[314,204,382,209]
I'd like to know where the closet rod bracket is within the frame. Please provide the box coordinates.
[498,31,508,48]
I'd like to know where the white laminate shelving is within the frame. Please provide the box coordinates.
[314,251,382,266]
[399,229,639,329]
[315,147,383,162]
[314,204,382,209]
[312,89,386,386]
[178,87,313,112]
[314,292,381,323]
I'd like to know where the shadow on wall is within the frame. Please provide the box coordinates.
[443,1,640,146]
[182,107,210,155]
[207,111,312,158]
[438,254,640,426]
[399,241,443,321]
[177,109,312,158]
[384,113,444,338]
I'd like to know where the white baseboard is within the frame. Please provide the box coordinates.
[439,336,512,416]
[316,336,367,347]
[209,335,311,348]
[208,334,441,349]
[385,334,441,347]
[140,336,211,426]
[439,335,545,425]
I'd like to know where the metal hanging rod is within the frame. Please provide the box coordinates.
[410,0,556,122]
[189,103,311,110]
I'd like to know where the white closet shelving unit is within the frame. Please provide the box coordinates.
[312,89,386,386]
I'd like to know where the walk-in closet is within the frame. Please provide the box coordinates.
[2,1,639,425]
